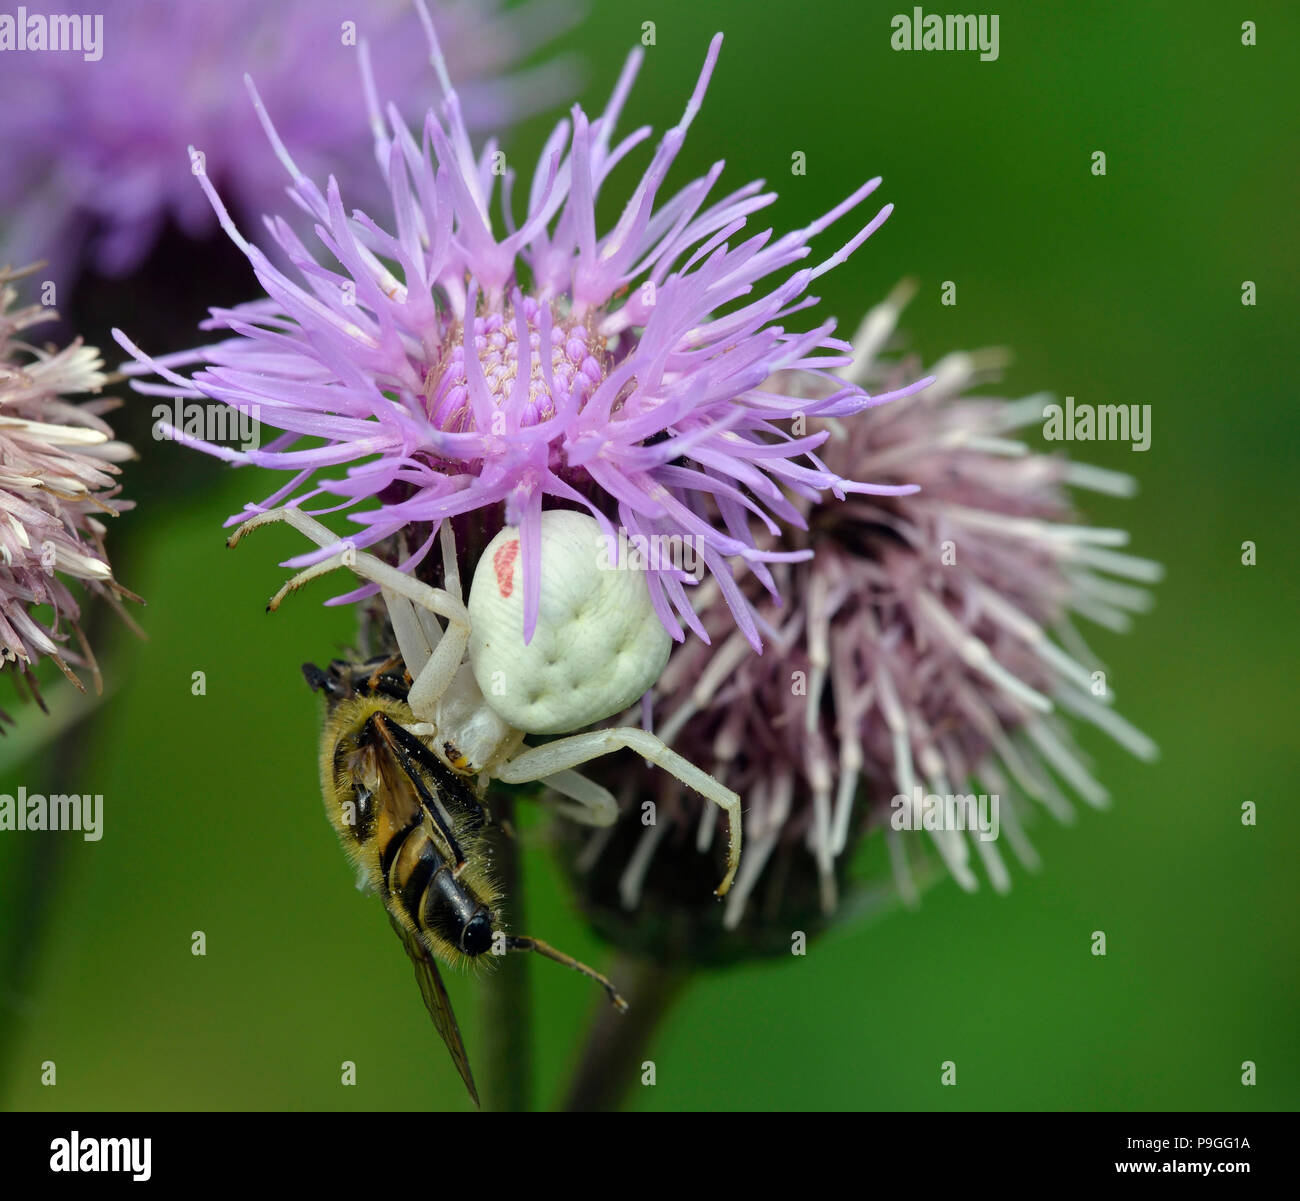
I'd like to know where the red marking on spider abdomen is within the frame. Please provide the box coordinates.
[493,540,520,597]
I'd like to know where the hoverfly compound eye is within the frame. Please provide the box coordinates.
[467,511,671,735]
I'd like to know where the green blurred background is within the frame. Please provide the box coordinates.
[2,0,1296,1111]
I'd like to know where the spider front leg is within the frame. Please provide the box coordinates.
[495,728,742,897]
[228,509,471,717]
[227,506,345,557]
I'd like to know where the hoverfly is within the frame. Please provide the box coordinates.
[305,654,627,1107]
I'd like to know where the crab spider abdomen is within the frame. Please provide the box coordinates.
[467,511,671,736]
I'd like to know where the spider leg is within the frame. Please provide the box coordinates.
[438,519,462,604]
[227,506,344,553]
[538,769,619,827]
[496,728,742,897]
[352,558,469,719]
[262,552,353,612]
[228,507,470,715]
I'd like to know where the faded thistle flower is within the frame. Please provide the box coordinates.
[0,0,578,290]
[0,267,137,708]
[569,283,1163,960]
[116,9,927,646]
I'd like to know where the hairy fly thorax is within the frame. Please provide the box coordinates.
[305,658,500,967]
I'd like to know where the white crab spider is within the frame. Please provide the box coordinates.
[229,507,743,896]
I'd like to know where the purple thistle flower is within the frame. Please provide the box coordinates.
[581,282,1163,934]
[115,13,926,647]
[0,0,578,289]
[0,267,137,704]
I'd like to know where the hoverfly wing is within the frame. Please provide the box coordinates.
[388,912,480,1108]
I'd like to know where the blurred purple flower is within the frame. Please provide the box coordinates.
[0,267,137,704]
[598,283,1163,928]
[116,15,926,646]
[0,0,579,289]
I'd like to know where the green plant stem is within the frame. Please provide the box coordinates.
[480,793,533,1111]
[563,954,690,1112]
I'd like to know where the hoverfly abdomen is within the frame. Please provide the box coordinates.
[420,866,494,958]
[395,832,440,918]
[378,813,425,890]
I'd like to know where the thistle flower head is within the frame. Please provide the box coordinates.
[0,0,577,287]
[116,14,926,646]
[579,283,1163,940]
[0,267,136,704]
